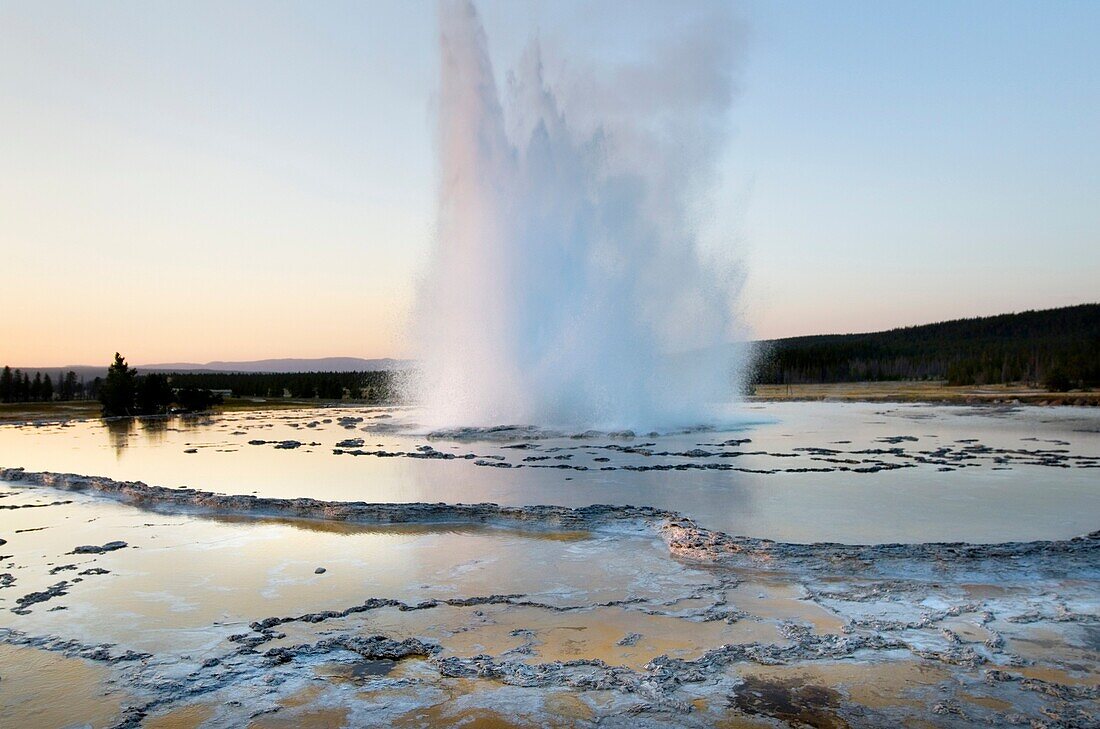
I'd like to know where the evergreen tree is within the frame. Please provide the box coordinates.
[176,387,222,412]
[11,369,22,401]
[99,353,138,416]
[58,371,75,401]
[0,366,12,403]
[1044,366,1072,393]
[291,380,316,398]
[42,373,54,402]
[31,372,43,401]
[136,374,175,414]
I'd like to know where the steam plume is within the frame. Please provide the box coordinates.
[411,0,747,430]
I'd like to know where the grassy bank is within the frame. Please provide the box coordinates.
[750,381,1100,406]
[0,401,103,423]
[0,398,367,423]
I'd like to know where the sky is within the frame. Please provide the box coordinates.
[1,0,1097,367]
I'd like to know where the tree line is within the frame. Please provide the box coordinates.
[98,353,225,417]
[165,369,396,402]
[10,305,1093,411]
[1,367,93,403]
[751,304,1100,391]
[99,355,399,416]
[2,354,400,412]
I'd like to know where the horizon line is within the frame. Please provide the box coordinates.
[7,301,1096,371]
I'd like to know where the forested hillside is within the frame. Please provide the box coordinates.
[752,304,1099,389]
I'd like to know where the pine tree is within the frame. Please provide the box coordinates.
[0,366,12,403]
[99,353,138,416]
[136,373,174,415]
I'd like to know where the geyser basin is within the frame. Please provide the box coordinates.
[0,401,1096,544]
[2,402,1097,726]
[1,453,1096,727]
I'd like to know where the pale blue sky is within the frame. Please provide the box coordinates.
[1,1,1097,365]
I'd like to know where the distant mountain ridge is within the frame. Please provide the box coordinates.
[140,357,412,374]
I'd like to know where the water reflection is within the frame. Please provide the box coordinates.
[103,419,134,459]
[208,513,590,541]
[105,414,223,458]
[137,417,169,445]
[1,402,1096,542]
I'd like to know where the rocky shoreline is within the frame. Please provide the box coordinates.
[3,467,1097,572]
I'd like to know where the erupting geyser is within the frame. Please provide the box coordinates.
[412,0,747,430]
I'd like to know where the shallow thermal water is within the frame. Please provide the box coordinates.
[1,401,1097,543]
[1,402,1097,727]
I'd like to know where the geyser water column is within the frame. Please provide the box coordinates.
[412,0,747,430]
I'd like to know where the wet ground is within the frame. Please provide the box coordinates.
[0,402,1097,727]
[0,402,1097,543]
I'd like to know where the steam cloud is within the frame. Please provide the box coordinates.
[410,0,748,430]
